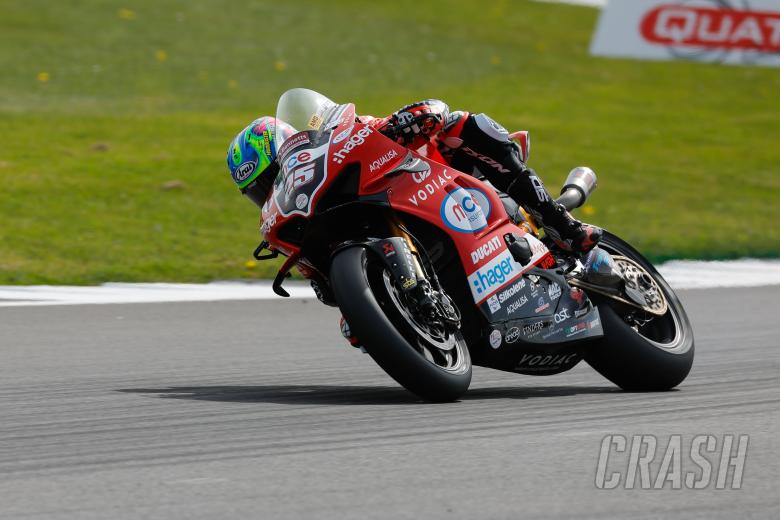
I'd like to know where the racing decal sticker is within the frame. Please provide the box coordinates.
[478,275,543,321]
[331,126,373,164]
[504,326,521,344]
[486,294,502,314]
[260,212,277,237]
[440,187,492,233]
[522,320,548,338]
[277,133,311,158]
[407,168,452,206]
[515,307,603,345]
[470,236,502,265]
[514,352,581,373]
[332,125,353,144]
[274,141,329,217]
[530,175,549,202]
[368,149,399,173]
[468,250,519,302]
[461,147,511,174]
[553,307,571,324]
[534,296,550,314]
[233,160,257,184]
[468,232,550,308]
[489,329,502,349]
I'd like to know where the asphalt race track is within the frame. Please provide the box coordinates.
[1,287,777,519]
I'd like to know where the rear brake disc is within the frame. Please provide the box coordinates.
[569,256,668,316]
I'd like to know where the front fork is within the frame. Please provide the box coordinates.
[370,213,460,331]
[386,213,426,283]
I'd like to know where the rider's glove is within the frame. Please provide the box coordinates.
[381,100,450,145]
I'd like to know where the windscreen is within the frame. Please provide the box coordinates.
[274,88,338,148]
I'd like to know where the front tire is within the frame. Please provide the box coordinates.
[330,246,472,402]
[583,232,694,391]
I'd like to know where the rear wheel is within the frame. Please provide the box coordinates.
[583,232,694,391]
[330,246,472,401]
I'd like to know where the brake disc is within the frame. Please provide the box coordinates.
[569,256,668,316]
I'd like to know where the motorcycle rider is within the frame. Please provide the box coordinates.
[227,102,601,254]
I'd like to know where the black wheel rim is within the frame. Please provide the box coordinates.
[367,261,468,373]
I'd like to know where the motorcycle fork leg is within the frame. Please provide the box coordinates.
[386,213,426,281]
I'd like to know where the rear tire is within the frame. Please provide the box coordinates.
[330,246,472,402]
[583,232,694,391]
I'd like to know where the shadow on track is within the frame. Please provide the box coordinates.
[117,384,620,405]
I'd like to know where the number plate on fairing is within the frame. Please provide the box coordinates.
[273,139,330,217]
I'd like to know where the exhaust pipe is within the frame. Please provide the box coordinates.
[556,167,597,211]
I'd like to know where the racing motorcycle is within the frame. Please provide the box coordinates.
[254,88,694,401]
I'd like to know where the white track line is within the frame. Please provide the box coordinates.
[0,259,777,307]
[657,258,780,290]
[0,282,316,307]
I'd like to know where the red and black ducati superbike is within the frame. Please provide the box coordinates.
[254,88,694,401]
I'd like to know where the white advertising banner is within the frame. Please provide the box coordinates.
[591,1,780,67]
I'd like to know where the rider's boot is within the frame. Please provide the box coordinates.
[505,173,602,253]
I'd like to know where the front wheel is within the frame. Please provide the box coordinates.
[330,246,472,402]
[583,232,694,391]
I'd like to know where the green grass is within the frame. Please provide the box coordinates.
[1,0,778,284]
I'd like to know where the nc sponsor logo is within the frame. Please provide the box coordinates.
[332,126,373,164]
[468,250,517,299]
[369,149,399,172]
[440,187,491,233]
[486,294,501,314]
[470,236,502,265]
[548,282,562,300]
